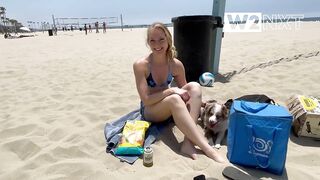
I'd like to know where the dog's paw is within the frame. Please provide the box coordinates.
[214,144,221,149]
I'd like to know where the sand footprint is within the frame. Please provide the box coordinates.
[0,124,37,139]
[3,139,41,160]
[51,145,90,159]
[44,161,104,179]
[109,106,130,114]
[82,91,104,96]
[81,112,100,123]
[0,69,27,79]
[23,153,58,170]
[48,128,68,141]
[50,94,65,100]
[58,103,75,111]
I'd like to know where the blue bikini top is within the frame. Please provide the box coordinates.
[146,61,173,88]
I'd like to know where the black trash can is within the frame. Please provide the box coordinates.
[48,29,53,36]
[172,15,223,82]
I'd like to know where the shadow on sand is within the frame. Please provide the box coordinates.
[222,165,288,180]
[215,51,320,84]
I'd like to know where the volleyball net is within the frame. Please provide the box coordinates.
[54,16,118,29]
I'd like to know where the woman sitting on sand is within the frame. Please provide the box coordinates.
[133,22,224,163]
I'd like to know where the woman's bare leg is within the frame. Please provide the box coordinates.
[180,82,202,159]
[144,93,224,162]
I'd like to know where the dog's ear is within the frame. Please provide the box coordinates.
[207,99,217,104]
[202,99,217,108]
[204,103,213,111]
[224,99,233,109]
[201,103,213,119]
[222,104,228,119]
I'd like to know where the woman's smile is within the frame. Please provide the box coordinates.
[148,28,168,54]
[154,47,163,51]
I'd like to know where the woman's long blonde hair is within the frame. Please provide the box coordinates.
[146,22,177,61]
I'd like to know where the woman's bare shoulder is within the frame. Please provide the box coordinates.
[134,57,147,64]
[171,58,184,71]
[133,56,149,72]
[171,58,186,85]
[172,58,184,66]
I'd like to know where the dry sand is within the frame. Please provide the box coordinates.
[0,22,319,180]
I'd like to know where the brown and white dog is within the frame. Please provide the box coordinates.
[200,100,228,149]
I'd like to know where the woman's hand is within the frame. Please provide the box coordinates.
[171,87,190,103]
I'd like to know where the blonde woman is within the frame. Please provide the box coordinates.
[133,22,224,163]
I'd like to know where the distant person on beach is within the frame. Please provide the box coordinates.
[133,22,224,163]
[103,22,106,33]
[95,22,99,33]
[84,24,88,35]
[89,24,92,32]
[54,27,57,35]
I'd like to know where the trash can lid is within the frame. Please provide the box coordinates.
[171,15,223,27]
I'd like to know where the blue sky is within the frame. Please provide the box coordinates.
[1,0,320,26]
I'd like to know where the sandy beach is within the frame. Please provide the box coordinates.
[0,22,319,180]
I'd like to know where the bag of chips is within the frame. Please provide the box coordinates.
[114,120,150,156]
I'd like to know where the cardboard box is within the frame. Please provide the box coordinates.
[286,95,320,138]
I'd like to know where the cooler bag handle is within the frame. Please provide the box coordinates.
[241,101,269,113]
[246,125,281,169]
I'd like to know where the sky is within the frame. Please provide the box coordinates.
[1,0,320,26]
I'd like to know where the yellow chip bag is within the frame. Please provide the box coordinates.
[114,120,150,155]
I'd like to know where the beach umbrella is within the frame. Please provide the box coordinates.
[20,26,31,32]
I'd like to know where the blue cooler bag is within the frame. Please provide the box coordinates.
[227,100,293,175]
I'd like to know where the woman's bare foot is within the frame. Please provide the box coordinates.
[203,147,225,163]
[180,139,197,160]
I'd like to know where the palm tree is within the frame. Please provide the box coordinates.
[0,7,6,24]
[16,22,22,27]
[0,7,23,33]
[8,18,18,32]
[4,17,9,26]
[0,6,6,33]
[0,7,5,15]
